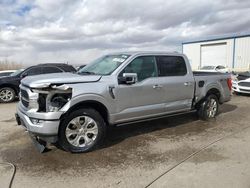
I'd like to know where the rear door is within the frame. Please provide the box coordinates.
[155,55,195,112]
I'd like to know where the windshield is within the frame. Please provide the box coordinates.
[78,54,130,75]
[10,69,24,76]
[200,66,215,70]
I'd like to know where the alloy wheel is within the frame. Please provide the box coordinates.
[65,116,98,148]
[0,89,14,102]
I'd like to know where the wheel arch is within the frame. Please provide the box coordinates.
[206,88,221,101]
[195,87,221,109]
[61,100,110,125]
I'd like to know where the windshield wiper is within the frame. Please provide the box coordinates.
[78,71,96,75]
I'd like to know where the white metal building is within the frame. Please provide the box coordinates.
[182,34,250,71]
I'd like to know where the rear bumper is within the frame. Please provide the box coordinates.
[16,102,62,138]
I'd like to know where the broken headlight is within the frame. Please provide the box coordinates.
[48,93,72,112]
[35,84,72,112]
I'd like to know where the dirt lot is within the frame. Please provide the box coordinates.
[0,95,250,188]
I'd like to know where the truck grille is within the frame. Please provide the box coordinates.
[238,82,250,87]
[20,89,29,108]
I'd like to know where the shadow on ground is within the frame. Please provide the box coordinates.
[0,103,237,175]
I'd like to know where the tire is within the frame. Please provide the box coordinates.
[233,91,239,95]
[0,87,16,103]
[58,108,106,153]
[197,94,219,120]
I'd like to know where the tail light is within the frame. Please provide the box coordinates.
[227,78,232,91]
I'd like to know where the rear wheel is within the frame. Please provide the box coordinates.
[197,94,219,120]
[58,108,106,153]
[0,87,15,103]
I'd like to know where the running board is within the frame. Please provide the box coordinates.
[115,110,197,127]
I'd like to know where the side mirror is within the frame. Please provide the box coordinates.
[119,73,138,84]
[21,72,28,78]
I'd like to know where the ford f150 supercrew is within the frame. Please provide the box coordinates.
[16,52,232,153]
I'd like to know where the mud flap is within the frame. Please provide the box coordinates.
[29,134,47,153]
[15,113,21,125]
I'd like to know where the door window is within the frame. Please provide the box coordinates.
[24,67,42,76]
[156,56,187,76]
[42,66,62,74]
[119,56,157,82]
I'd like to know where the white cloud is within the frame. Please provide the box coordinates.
[0,0,250,65]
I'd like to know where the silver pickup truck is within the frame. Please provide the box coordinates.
[16,52,232,153]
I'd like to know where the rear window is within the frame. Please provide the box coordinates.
[156,56,187,76]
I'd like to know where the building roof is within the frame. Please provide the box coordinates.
[182,33,250,45]
[109,51,180,56]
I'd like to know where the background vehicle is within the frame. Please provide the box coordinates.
[76,65,86,71]
[0,64,76,103]
[198,65,229,73]
[232,71,250,94]
[16,52,232,153]
[0,70,17,77]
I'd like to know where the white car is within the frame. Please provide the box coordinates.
[198,65,229,73]
[0,70,17,77]
[232,72,250,94]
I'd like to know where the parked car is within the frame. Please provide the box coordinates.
[76,65,86,71]
[232,71,250,94]
[16,52,232,153]
[198,65,229,73]
[0,64,76,103]
[0,70,17,77]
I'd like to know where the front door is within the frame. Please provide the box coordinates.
[114,56,165,123]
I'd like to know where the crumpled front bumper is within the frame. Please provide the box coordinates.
[16,102,64,139]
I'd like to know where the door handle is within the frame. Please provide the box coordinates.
[184,82,192,86]
[153,84,163,89]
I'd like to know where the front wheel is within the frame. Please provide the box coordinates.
[197,94,219,120]
[0,87,16,103]
[58,108,106,153]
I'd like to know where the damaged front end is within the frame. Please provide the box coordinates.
[17,83,73,153]
[34,84,72,113]
[20,83,72,113]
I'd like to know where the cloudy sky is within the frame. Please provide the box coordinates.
[0,0,250,65]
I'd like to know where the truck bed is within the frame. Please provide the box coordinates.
[192,71,231,104]
[193,71,226,76]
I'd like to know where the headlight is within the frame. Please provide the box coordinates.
[35,84,72,112]
[48,93,72,112]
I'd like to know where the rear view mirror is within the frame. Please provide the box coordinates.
[119,73,138,84]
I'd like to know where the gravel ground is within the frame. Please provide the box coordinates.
[0,94,250,188]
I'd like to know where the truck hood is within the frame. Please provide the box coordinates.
[21,72,102,88]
